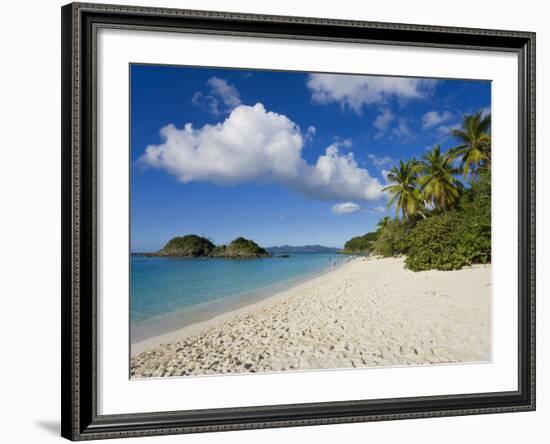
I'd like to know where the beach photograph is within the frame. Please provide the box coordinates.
[130,65,492,378]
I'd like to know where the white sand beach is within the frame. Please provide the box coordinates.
[131,257,491,378]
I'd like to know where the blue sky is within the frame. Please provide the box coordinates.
[131,64,490,251]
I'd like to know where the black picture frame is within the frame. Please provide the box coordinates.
[61,2,536,440]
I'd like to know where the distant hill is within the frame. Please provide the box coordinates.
[266,245,340,254]
[135,235,270,259]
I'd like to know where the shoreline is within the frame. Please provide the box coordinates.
[131,256,491,377]
[131,256,359,354]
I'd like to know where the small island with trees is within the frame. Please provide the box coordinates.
[136,235,271,259]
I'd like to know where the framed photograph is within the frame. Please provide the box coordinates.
[61,2,536,440]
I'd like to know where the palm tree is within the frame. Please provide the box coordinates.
[383,160,425,220]
[448,110,491,180]
[376,216,392,233]
[418,145,463,211]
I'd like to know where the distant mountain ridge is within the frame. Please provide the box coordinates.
[266,245,340,254]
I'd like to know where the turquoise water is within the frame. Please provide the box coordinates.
[130,253,346,339]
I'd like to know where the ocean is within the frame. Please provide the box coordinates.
[130,253,348,342]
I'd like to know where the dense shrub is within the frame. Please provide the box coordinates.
[343,232,377,254]
[403,171,491,271]
[372,220,410,257]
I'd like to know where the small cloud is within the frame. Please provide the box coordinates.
[192,77,241,116]
[436,121,460,135]
[367,153,394,168]
[208,77,241,109]
[331,202,360,214]
[307,74,437,113]
[341,138,353,148]
[330,137,352,150]
[305,126,316,143]
[422,110,452,129]
[370,206,386,213]
[392,119,413,141]
[192,91,219,116]
[373,108,394,131]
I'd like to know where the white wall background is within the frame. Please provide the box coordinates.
[0,0,545,443]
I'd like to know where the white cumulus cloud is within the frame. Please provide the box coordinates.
[331,202,360,214]
[307,74,437,112]
[422,110,453,129]
[139,103,385,202]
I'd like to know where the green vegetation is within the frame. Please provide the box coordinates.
[342,232,377,254]
[403,170,491,270]
[343,110,491,271]
[448,110,491,180]
[210,237,270,258]
[156,235,270,258]
[376,216,392,232]
[383,159,425,220]
[418,145,462,211]
[157,235,215,257]
[371,219,410,257]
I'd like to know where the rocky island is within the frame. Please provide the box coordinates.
[137,235,271,259]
